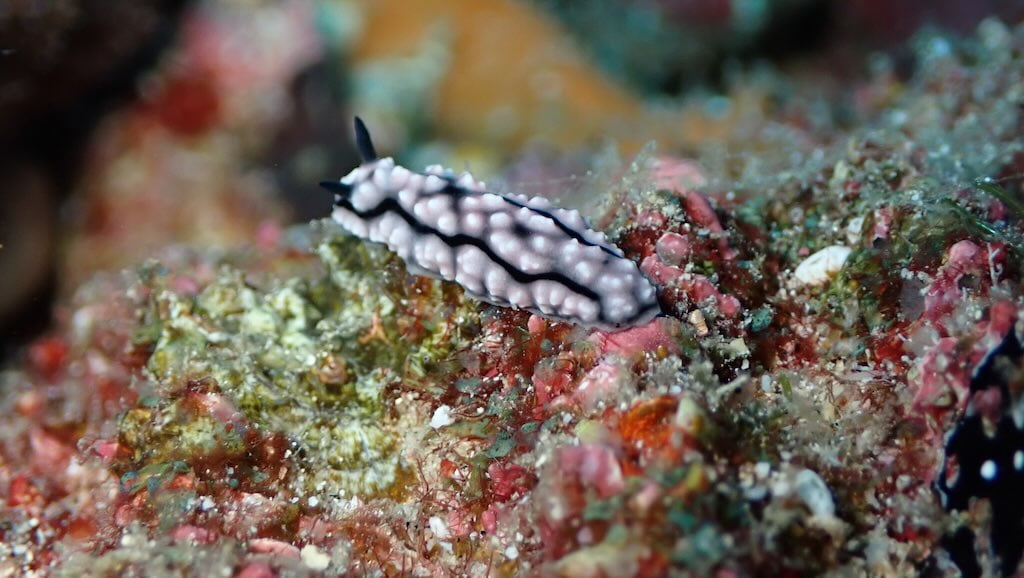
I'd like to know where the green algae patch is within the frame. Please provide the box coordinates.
[139,230,479,498]
[118,404,246,468]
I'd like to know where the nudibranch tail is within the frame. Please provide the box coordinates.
[321,118,662,330]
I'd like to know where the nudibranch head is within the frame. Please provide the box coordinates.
[321,118,662,330]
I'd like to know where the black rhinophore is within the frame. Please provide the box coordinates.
[353,116,378,162]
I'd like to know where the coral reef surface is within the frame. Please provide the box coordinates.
[2,2,1024,577]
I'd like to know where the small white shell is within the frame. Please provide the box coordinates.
[792,245,852,287]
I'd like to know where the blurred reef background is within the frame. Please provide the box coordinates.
[2,0,1024,576]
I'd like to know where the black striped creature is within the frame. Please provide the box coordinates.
[321,118,660,330]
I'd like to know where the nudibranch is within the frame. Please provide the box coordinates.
[320,118,661,330]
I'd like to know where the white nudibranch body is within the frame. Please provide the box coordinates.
[321,118,661,330]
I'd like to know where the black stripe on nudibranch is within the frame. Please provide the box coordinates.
[320,118,662,330]
[438,183,624,259]
[334,195,605,304]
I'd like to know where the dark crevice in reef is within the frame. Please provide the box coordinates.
[0,0,191,355]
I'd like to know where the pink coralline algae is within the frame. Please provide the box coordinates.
[642,255,742,318]
[591,318,681,358]
[486,461,535,503]
[655,231,694,266]
[923,240,1007,324]
[898,241,1014,423]
[913,300,1017,417]
[673,189,739,262]
[554,444,626,498]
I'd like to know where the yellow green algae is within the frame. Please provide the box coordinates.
[138,225,478,498]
